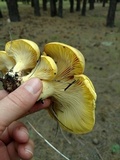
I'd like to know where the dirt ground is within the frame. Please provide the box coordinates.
[0,2,120,160]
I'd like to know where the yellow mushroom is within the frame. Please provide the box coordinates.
[23,55,57,81]
[0,39,97,134]
[5,39,40,73]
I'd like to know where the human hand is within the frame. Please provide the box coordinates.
[0,78,51,160]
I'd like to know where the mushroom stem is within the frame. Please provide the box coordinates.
[39,81,55,100]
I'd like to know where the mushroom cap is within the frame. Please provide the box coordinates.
[5,39,40,72]
[22,55,58,99]
[48,74,97,134]
[0,51,15,73]
[31,55,57,80]
[22,55,57,81]
[44,42,85,79]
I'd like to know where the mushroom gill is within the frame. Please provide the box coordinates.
[5,39,40,73]
[44,42,85,79]
[0,51,15,74]
[48,74,96,134]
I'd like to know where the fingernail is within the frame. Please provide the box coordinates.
[24,78,42,94]
[19,126,29,137]
[25,145,33,157]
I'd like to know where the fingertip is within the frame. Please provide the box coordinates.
[8,122,29,143]
[14,126,29,143]
[22,78,43,95]
[18,140,34,160]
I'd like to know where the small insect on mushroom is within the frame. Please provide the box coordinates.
[0,39,97,135]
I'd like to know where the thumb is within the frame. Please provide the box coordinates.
[0,78,42,135]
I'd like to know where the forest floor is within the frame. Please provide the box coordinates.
[0,1,120,160]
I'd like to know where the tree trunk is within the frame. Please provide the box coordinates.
[50,0,57,16]
[102,0,108,7]
[31,0,34,7]
[43,0,47,11]
[33,0,41,16]
[0,9,3,18]
[58,0,63,17]
[89,0,95,10]
[69,0,74,13]
[76,0,81,11]
[5,0,20,22]
[22,0,30,4]
[81,0,87,16]
[106,0,117,27]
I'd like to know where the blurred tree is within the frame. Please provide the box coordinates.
[69,0,81,12]
[32,0,41,16]
[0,9,3,18]
[106,0,117,27]
[43,0,47,11]
[89,0,95,10]
[50,0,81,17]
[6,0,21,22]
[102,0,108,7]
[50,0,57,16]
[5,0,40,21]
[81,0,87,16]
[58,0,63,17]
[69,0,74,12]
[22,0,30,4]
[76,0,81,11]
